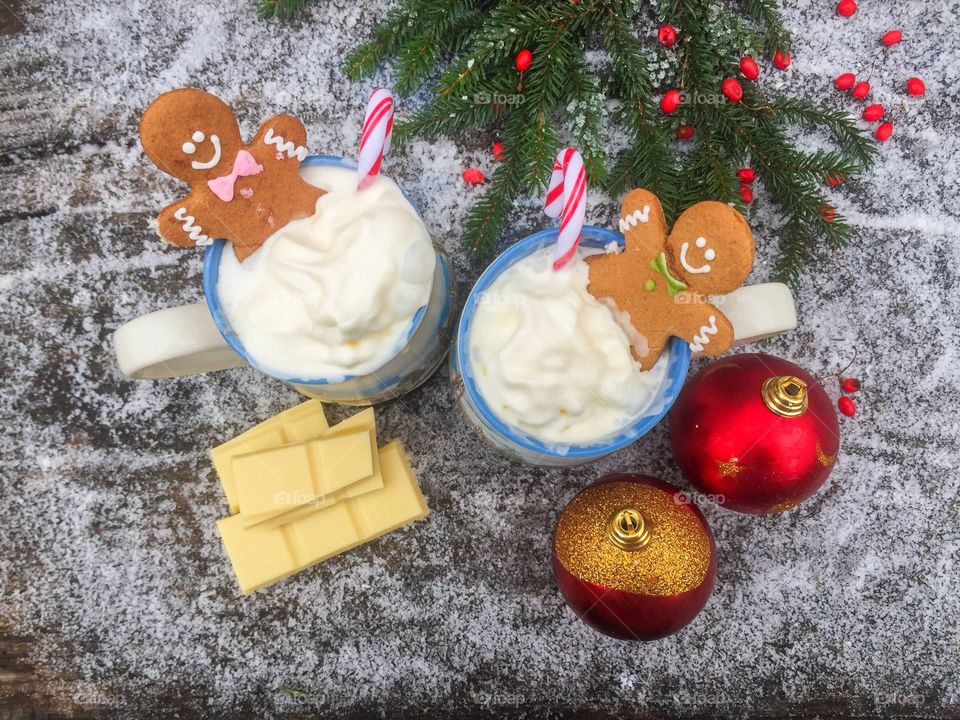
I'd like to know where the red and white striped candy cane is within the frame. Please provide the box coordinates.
[543,147,586,271]
[357,88,394,191]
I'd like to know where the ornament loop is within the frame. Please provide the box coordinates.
[606,508,652,551]
[761,375,809,417]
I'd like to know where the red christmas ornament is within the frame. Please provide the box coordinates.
[676,124,695,140]
[862,103,885,121]
[834,72,856,90]
[492,141,505,161]
[514,48,533,72]
[851,81,871,100]
[838,396,857,417]
[841,377,861,393]
[837,0,857,17]
[876,122,894,141]
[738,183,753,204]
[462,168,485,185]
[739,56,760,81]
[826,172,845,187]
[552,473,716,641]
[882,30,903,46]
[773,50,791,70]
[658,25,678,47]
[906,77,926,96]
[661,89,682,114]
[736,167,756,184]
[670,354,841,515]
[722,78,743,102]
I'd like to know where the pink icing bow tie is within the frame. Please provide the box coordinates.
[207,150,263,202]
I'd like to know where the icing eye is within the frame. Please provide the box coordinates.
[696,236,707,248]
[705,248,716,261]
[192,130,205,143]
[182,142,196,155]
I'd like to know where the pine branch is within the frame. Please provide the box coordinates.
[772,97,878,170]
[463,111,526,256]
[394,0,481,93]
[565,57,608,183]
[344,2,424,82]
[677,122,744,211]
[327,0,881,283]
[738,0,792,55]
[773,217,816,288]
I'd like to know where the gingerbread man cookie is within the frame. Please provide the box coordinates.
[139,88,325,261]
[587,189,755,370]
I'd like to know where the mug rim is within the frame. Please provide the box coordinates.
[455,226,691,460]
[202,155,430,385]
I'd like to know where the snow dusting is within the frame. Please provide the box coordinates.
[1,0,958,716]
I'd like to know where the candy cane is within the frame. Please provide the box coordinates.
[357,88,394,191]
[544,148,586,271]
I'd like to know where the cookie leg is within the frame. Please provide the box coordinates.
[636,330,671,372]
[675,306,735,357]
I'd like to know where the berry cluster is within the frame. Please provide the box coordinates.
[838,376,861,417]
[833,17,926,144]
[830,351,863,418]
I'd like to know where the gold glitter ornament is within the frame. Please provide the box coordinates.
[552,473,717,641]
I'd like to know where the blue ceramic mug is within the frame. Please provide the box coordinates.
[449,226,796,466]
[115,156,455,405]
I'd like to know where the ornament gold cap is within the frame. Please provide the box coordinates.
[606,508,652,551]
[762,375,808,417]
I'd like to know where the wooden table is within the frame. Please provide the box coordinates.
[2,1,958,717]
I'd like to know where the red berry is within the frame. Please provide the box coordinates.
[492,141,505,160]
[676,124,695,140]
[826,172,845,187]
[835,72,856,90]
[463,168,485,185]
[722,78,743,102]
[906,77,926,96]
[851,81,870,100]
[773,50,791,70]
[736,167,756,184]
[841,377,862,393]
[658,25,678,47]
[661,89,682,114]
[875,122,894,141]
[818,204,836,223]
[882,30,903,46]
[837,0,857,17]
[738,183,753,203]
[838,396,856,417]
[862,103,885,121]
[739,56,760,81]
[514,49,533,72]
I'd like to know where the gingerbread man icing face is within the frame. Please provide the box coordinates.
[139,88,324,261]
[587,189,755,370]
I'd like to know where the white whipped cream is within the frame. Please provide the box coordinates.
[467,246,668,445]
[218,164,436,381]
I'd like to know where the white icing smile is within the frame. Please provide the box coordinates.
[679,236,715,274]
[182,130,222,170]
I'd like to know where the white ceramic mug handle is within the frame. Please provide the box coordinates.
[691,283,797,357]
[114,302,246,379]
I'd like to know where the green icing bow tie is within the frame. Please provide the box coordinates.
[650,252,688,298]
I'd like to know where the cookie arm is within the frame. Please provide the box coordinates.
[253,114,309,161]
[618,188,669,258]
[155,198,229,249]
[673,298,735,357]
